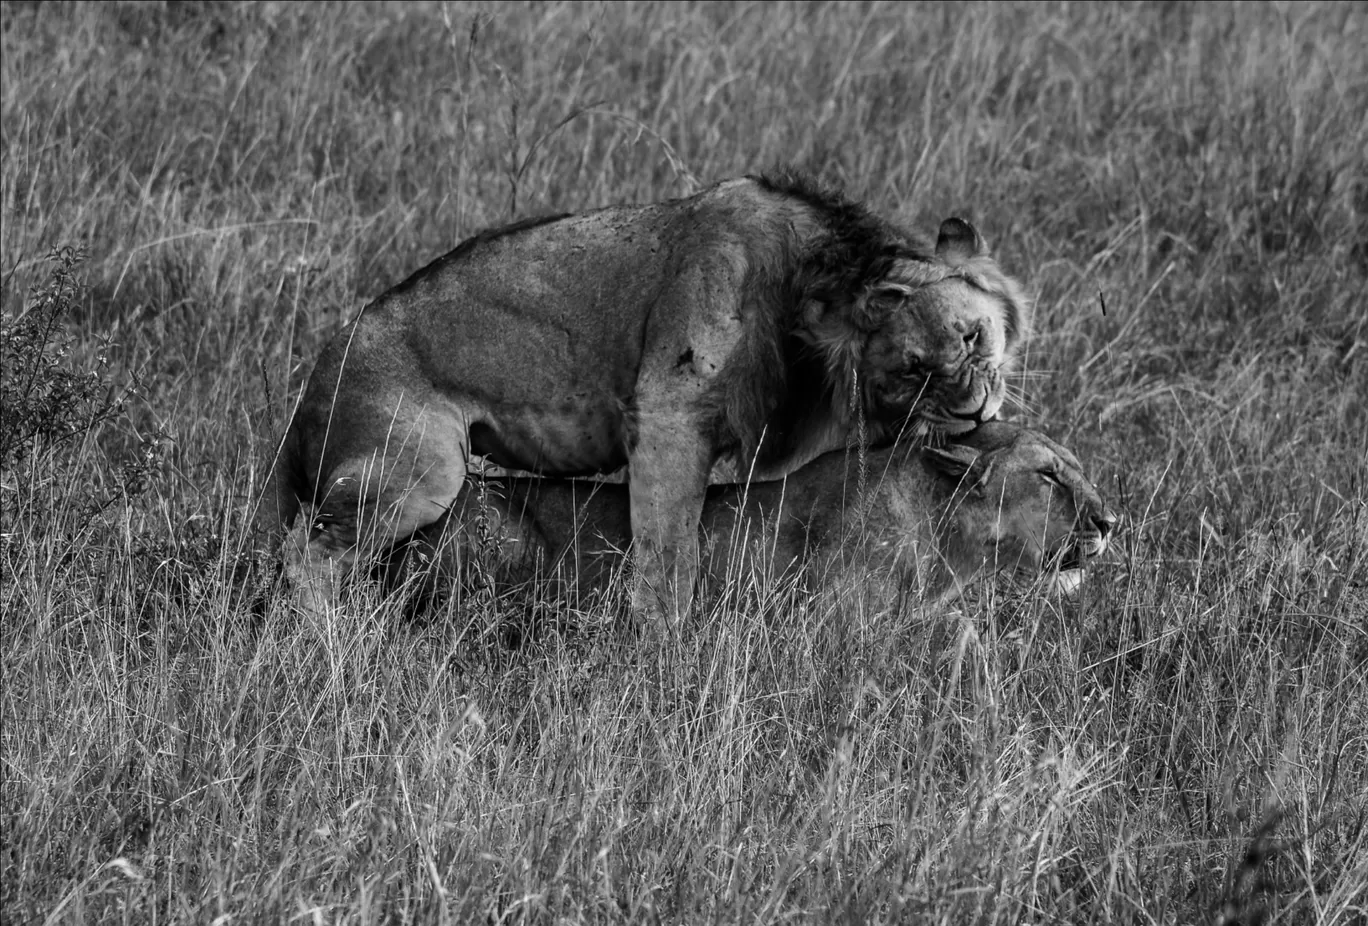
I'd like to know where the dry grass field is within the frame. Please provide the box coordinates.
[2,1,1365,922]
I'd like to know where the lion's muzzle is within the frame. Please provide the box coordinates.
[1059,508,1118,570]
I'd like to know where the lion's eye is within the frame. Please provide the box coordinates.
[1039,469,1063,488]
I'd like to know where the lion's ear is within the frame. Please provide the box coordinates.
[923,444,983,482]
[853,280,914,328]
[936,217,988,262]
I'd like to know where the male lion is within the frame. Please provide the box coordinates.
[260,171,1030,617]
[394,420,1117,612]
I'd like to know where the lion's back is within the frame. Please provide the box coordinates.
[345,180,792,407]
[378,206,673,398]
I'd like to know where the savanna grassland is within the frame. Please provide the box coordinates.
[2,1,1366,922]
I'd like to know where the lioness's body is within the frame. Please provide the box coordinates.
[264,172,1030,617]
[421,422,1115,609]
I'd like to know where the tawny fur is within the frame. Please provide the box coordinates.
[392,421,1116,613]
[258,170,1032,617]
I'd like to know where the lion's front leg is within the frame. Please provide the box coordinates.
[626,411,712,625]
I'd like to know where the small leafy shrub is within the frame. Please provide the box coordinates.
[0,245,170,544]
[0,246,120,472]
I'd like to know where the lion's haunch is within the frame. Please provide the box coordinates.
[259,170,1032,619]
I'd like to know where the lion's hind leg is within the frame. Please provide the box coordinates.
[284,404,476,615]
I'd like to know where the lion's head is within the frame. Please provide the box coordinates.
[923,420,1116,585]
[857,219,1031,439]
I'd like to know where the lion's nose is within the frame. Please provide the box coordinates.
[958,319,982,354]
[1094,510,1119,538]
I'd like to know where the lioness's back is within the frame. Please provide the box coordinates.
[481,445,924,594]
[456,422,1114,603]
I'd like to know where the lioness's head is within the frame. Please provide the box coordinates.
[860,219,1031,438]
[923,420,1116,586]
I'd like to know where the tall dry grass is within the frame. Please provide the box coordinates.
[2,1,1365,922]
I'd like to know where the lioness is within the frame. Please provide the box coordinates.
[261,171,1031,618]
[397,421,1116,612]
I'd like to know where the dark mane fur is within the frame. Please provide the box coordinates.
[754,168,936,323]
[713,169,946,471]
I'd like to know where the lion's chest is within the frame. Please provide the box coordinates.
[472,399,632,477]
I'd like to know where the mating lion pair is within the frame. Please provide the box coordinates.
[260,170,1112,618]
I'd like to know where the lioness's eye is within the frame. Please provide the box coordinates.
[1039,470,1063,488]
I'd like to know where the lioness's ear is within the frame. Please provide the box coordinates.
[936,217,987,262]
[923,444,981,481]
